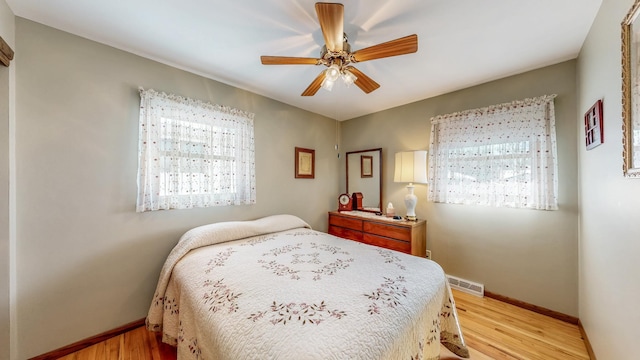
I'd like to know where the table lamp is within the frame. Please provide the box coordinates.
[394,151,427,221]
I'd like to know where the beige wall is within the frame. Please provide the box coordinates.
[577,0,640,358]
[341,60,579,316]
[0,0,14,359]
[15,18,339,358]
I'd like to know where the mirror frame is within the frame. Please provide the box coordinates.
[622,0,640,177]
[346,148,383,212]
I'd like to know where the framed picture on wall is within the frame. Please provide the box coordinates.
[584,99,604,150]
[361,155,373,177]
[295,147,315,179]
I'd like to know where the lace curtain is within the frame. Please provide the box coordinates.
[427,94,558,210]
[137,88,256,212]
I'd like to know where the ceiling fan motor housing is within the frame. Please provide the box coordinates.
[320,38,352,68]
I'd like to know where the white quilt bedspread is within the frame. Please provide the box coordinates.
[147,214,469,360]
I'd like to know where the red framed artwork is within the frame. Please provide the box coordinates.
[585,99,604,150]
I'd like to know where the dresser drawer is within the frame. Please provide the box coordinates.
[329,225,363,242]
[329,214,363,231]
[328,211,426,257]
[363,233,411,254]
[364,221,411,242]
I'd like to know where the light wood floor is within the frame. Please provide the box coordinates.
[441,290,589,360]
[58,289,590,360]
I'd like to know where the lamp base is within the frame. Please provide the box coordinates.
[404,183,418,221]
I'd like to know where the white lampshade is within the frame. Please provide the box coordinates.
[394,151,427,184]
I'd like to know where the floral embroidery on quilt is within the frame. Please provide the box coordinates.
[153,291,177,311]
[204,247,236,274]
[178,321,184,342]
[154,295,179,315]
[263,243,303,257]
[376,248,406,270]
[439,295,470,358]
[364,276,408,314]
[152,292,162,306]
[241,234,277,246]
[289,230,321,237]
[257,242,353,280]
[258,260,301,280]
[291,252,321,265]
[411,341,424,360]
[311,258,355,281]
[178,321,203,359]
[310,242,349,255]
[425,319,439,346]
[248,301,346,325]
[202,279,242,313]
[440,295,454,319]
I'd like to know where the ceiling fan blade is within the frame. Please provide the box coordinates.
[261,56,322,65]
[346,67,380,94]
[301,71,327,96]
[351,34,418,63]
[315,2,344,52]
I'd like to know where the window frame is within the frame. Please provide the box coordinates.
[136,88,255,212]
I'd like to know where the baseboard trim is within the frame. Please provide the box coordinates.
[28,318,146,360]
[578,319,597,360]
[484,290,579,325]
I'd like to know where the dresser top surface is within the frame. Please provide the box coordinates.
[329,211,426,227]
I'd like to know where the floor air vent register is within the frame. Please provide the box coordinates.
[446,275,484,297]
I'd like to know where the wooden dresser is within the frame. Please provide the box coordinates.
[328,211,426,257]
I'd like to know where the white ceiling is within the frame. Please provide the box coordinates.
[7,0,602,120]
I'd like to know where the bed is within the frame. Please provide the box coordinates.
[146,214,469,359]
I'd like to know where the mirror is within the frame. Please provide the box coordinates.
[622,1,640,177]
[346,148,382,212]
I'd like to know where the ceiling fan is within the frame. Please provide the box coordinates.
[260,2,418,96]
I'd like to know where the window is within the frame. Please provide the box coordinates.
[137,88,255,212]
[427,95,558,210]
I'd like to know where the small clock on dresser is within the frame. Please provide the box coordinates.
[338,193,352,211]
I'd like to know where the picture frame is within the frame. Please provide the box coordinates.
[295,147,315,179]
[0,35,15,67]
[622,0,640,177]
[361,155,373,178]
[584,99,604,150]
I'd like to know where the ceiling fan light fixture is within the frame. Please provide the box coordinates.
[342,69,357,86]
[325,64,341,82]
[321,77,335,91]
